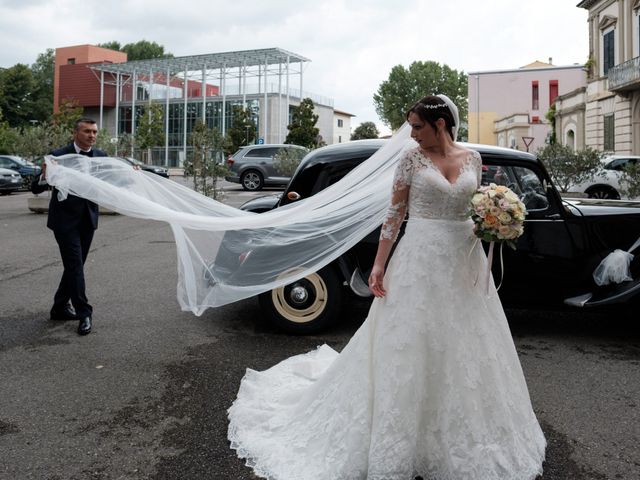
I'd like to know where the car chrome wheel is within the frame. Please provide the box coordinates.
[241,170,263,191]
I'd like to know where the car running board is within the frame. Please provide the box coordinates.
[564,276,640,307]
[564,293,592,307]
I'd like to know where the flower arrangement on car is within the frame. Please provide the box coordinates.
[469,183,527,250]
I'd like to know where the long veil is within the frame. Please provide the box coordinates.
[44,124,416,315]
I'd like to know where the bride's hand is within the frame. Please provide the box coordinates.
[369,264,386,297]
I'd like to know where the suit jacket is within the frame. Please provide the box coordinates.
[31,144,107,232]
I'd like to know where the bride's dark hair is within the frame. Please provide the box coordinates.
[406,95,456,141]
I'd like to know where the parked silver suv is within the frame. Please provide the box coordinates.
[225,144,308,191]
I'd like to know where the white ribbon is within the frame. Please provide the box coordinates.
[470,239,505,296]
[592,235,639,286]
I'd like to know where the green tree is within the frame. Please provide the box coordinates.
[373,61,468,131]
[184,120,228,199]
[94,128,120,156]
[12,123,70,160]
[0,64,36,127]
[30,49,55,124]
[98,41,122,52]
[0,109,19,154]
[285,98,320,149]
[52,99,84,134]
[536,144,603,193]
[545,103,557,145]
[135,103,165,162]
[350,121,379,140]
[99,40,173,61]
[619,162,640,199]
[226,105,257,154]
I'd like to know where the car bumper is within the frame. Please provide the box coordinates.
[225,175,240,183]
[0,179,22,190]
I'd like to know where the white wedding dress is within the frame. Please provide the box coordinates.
[227,148,546,480]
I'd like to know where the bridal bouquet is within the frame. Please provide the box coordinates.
[469,183,527,250]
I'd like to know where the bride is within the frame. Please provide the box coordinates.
[227,95,546,479]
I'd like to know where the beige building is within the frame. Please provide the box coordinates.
[333,110,355,144]
[557,0,640,153]
[468,61,586,152]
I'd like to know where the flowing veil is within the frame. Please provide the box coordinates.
[44,94,456,316]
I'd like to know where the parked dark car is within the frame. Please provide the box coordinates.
[0,167,22,195]
[116,157,169,178]
[0,155,42,190]
[228,140,640,333]
[225,144,309,191]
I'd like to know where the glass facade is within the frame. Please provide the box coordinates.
[117,99,260,165]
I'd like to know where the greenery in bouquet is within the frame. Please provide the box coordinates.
[469,183,527,249]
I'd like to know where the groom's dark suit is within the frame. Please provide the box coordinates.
[32,143,106,322]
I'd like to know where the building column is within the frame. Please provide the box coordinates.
[131,69,137,157]
[99,71,104,130]
[264,57,268,143]
[183,68,188,165]
[165,67,170,166]
[115,73,120,156]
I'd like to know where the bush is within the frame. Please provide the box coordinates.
[619,162,640,199]
[536,144,603,193]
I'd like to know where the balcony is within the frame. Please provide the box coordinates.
[608,56,640,92]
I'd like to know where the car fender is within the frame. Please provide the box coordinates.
[239,194,281,212]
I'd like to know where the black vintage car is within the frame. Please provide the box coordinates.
[236,140,640,334]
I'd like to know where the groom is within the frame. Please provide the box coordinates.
[32,117,106,335]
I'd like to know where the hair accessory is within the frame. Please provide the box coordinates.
[420,103,447,109]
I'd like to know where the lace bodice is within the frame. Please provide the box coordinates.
[380,148,482,241]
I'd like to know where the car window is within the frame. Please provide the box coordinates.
[606,158,637,171]
[482,165,549,212]
[245,148,278,158]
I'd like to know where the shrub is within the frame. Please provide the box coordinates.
[536,144,603,193]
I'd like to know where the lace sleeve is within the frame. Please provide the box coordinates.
[380,152,412,241]
[472,150,482,187]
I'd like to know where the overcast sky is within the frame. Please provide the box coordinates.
[0,0,588,134]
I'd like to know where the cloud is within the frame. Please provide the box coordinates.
[0,0,588,133]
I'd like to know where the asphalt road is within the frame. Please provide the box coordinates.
[1,183,639,480]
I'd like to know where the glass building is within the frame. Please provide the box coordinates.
[89,48,335,166]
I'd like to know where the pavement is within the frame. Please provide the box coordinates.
[1,180,639,480]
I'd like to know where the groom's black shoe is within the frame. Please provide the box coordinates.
[77,317,92,335]
[50,306,77,321]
